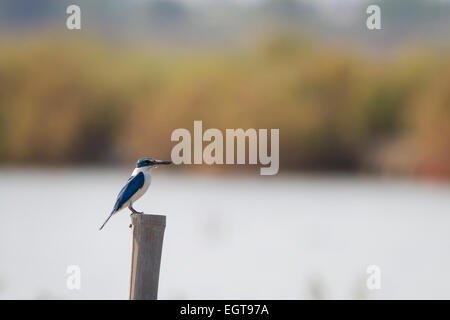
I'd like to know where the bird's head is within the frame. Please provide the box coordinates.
[136,157,172,169]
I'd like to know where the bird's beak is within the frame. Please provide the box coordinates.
[154,160,172,165]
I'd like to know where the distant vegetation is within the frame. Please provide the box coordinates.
[0,35,448,179]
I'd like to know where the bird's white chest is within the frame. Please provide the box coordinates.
[142,171,152,193]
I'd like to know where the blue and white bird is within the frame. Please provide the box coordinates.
[99,157,172,230]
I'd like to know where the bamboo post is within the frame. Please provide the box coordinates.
[129,213,166,300]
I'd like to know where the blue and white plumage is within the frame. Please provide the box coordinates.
[99,157,172,230]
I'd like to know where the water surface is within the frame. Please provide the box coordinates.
[0,169,449,299]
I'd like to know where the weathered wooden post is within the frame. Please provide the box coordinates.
[129,213,166,300]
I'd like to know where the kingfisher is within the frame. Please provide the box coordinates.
[99,157,172,230]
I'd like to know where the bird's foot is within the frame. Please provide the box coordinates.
[129,207,143,215]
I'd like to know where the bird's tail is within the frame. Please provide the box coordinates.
[99,211,115,231]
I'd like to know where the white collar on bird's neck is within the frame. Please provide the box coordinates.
[131,166,151,177]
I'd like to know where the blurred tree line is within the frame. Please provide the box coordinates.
[0,35,448,179]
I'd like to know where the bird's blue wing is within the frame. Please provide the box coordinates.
[113,172,145,212]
